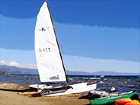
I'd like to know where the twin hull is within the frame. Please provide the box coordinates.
[29,83,97,96]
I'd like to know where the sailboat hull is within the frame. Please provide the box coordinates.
[29,83,96,96]
[45,83,97,96]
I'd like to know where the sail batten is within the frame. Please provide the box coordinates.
[35,2,67,83]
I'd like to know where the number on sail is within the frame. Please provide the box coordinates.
[39,48,50,52]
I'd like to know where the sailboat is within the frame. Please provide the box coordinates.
[29,0,96,96]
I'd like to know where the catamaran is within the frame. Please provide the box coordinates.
[29,0,96,96]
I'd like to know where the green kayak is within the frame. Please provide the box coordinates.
[89,91,137,105]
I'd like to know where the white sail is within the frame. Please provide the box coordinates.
[35,2,67,83]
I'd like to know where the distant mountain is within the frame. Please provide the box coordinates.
[0,65,139,75]
[66,70,139,76]
[0,65,38,74]
[66,70,91,75]
[90,71,139,76]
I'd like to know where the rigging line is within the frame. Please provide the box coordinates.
[70,55,81,72]
[61,49,81,75]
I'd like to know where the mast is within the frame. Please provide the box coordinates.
[45,1,68,84]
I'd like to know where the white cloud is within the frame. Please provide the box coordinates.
[0,60,37,69]
[0,60,6,65]
[0,60,20,67]
[26,64,37,69]
[9,61,19,66]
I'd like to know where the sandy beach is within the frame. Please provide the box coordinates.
[0,82,90,105]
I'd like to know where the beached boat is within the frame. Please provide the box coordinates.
[89,91,137,105]
[29,0,96,96]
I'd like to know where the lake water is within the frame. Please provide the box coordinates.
[0,74,140,95]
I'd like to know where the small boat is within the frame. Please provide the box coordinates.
[100,75,104,78]
[29,0,97,96]
[89,91,137,105]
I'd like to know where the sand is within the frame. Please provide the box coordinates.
[0,82,90,105]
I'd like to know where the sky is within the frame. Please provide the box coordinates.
[0,0,140,73]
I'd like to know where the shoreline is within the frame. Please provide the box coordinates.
[0,82,90,105]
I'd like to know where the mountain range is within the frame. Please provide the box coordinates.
[0,65,139,76]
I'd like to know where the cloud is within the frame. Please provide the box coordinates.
[0,60,37,69]
[9,61,19,66]
[0,60,19,66]
[0,60,6,65]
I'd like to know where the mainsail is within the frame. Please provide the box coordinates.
[35,2,67,83]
